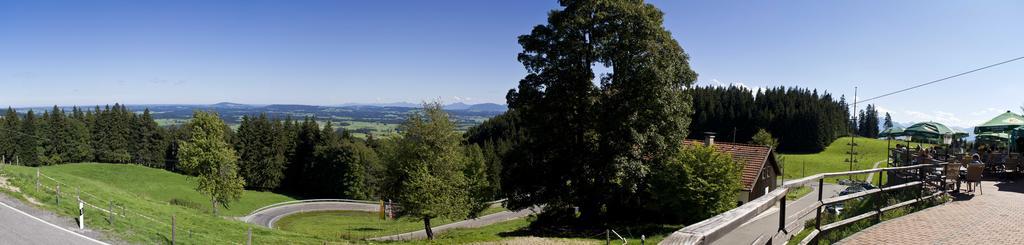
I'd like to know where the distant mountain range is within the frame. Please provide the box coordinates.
[335,102,507,112]
[883,120,977,140]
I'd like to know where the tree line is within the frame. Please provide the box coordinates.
[688,85,851,152]
[0,104,385,200]
[0,104,165,167]
[0,103,497,239]
[856,104,881,138]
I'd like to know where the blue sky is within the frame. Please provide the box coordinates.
[1,0,1022,127]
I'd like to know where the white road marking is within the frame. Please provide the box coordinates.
[0,200,109,245]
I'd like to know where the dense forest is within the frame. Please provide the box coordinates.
[688,85,852,152]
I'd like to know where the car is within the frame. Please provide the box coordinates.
[825,203,844,215]
[827,186,869,215]
[859,183,877,190]
[839,185,867,196]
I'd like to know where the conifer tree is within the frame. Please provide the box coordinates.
[236,114,287,191]
[133,109,166,167]
[18,110,41,166]
[0,107,21,161]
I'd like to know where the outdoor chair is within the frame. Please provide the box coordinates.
[1004,154,1021,179]
[944,163,962,192]
[965,164,984,195]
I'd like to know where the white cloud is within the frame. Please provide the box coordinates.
[970,107,1001,116]
[450,96,473,102]
[701,79,762,96]
[903,110,972,128]
[874,105,893,116]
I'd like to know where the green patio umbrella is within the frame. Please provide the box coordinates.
[976,132,1010,141]
[974,111,1024,134]
[904,122,954,143]
[952,128,970,138]
[879,127,905,138]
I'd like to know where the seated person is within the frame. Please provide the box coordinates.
[970,154,984,165]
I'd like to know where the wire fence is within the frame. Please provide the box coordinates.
[1,161,524,244]
[9,165,244,244]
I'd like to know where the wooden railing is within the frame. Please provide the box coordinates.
[661,162,951,245]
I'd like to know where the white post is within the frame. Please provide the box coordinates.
[78,201,85,229]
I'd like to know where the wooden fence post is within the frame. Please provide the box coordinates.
[813,178,824,245]
[56,184,60,206]
[35,168,40,191]
[171,215,176,245]
[875,169,884,223]
[108,201,114,225]
[779,190,787,233]
[605,229,610,245]
[247,227,252,245]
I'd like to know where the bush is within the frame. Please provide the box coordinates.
[649,144,741,223]
[168,198,203,210]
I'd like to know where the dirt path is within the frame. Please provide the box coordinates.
[864,160,885,183]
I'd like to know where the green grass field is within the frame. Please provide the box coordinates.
[276,205,509,240]
[30,163,295,216]
[780,137,934,184]
[0,163,323,244]
[781,137,893,184]
[276,211,455,240]
[0,163,615,244]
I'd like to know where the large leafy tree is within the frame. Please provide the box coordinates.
[649,144,740,223]
[177,111,245,215]
[504,0,696,222]
[383,103,486,240]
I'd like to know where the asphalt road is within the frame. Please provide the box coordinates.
[0,194,111,245]
[712,183,845,245]
[369,206,541,241]
[243,201,380,228]
[244,200,540,241]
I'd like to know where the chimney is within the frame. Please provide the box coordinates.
[704,132,716,146]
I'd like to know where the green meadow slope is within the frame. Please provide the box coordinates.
[0,163,330,244]
[780,137,925,184]
[0,163,672,244]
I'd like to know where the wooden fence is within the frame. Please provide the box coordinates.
[661,162,951,245]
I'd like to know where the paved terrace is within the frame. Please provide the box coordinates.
[839,180,1024,244]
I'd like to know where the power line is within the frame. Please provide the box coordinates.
[859,56,1024,103]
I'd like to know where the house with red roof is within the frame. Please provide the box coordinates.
[687,135,782,204]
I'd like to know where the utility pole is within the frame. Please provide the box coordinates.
[848,86,859,181]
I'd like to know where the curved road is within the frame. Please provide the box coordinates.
[243,201,379,228]
[243,200,540,241]
[0,193,111,244]
[369,206,541,241]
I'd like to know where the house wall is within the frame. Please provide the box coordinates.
[736,191,751,204]
[747,166,779,201]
